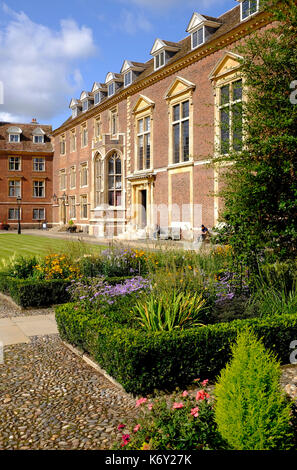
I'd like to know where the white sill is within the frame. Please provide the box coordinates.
[168,160,193,170]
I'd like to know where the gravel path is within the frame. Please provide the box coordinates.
[0,335,138,450]
[0,296,54,319]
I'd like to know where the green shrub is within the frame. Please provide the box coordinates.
[214,329,294,450]
[5,255,39,279]
[133,290,208,332]
[0,275,71,308]
[55,301,297,395]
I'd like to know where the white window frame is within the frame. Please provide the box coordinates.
[9,134,20,143]
[171,100,190,164]
[33,135,44,144]
[9,157,21,171]
[94,92,100,105]
[8,180,21,198]
[33,157,45,172]
[33,180,45,198]
[33,208,45,220]
[80,195,88,220]
[72,107,78,119]
[218,79,243,155]
[70,130,76,152]
[191,26,205,50]
[60,136,66,155]
[108,82,115,97]
[69,196,76,219]
[240,0,259,21]
[154,51,165,71]
[137,116,151,171]
[81,126,88,148]
[80,163,88,188]
[70,166,76,189]
[124,71,132,88]
[82,100,89,113]
[8,208,21,220]
[59,169,67,191]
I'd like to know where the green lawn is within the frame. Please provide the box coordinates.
[0,234,104,264]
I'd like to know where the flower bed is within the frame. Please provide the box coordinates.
[55,298,297,395]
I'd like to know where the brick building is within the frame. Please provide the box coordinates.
[51,0,268,240]
[0,120,54,229]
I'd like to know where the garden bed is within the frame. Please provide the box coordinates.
[55,302,297,395]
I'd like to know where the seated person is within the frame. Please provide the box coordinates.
[200,224,210,242]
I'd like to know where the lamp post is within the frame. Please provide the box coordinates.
[16,195,22,235]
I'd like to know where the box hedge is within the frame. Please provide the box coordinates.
[0,273,136,308]
[55,302,297,395]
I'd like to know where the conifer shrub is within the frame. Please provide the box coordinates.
[214,329,294,450]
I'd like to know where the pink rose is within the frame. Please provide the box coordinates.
[202,379,209,387]
[117,424,126,431]
[133,424,141,433]
[182,391,188,397]
[136,397,147,407]
[172,402,184,409]
[191,407,199,418]
[148,403,153,411]
[196,390,210,401]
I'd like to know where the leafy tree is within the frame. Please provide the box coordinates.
[215,0,297,267]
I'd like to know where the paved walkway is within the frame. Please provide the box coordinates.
[0,314,58,346]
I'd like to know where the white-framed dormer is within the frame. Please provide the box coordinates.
[92,82,107,106]
[186,13,222,50]
[7,126,22,143]
[237,0,260,22]
[121,60,146,88]
[69,98,82,119]
[105,72,124,98]
[150,39,180,72]
[80,91,94,113]
[32,127,45,144]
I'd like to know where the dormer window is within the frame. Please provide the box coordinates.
[240,0,259,21]
[9,134,20,143]
[121,60,146,87]
[32,127,45,144]
[82,100,88,112]
[92,82,107,105]
[34,135,44,144]
[69,99,81,119]
[155,51,165,70]
[192,27,204,49]
[124,71,132,87]
[94,92,100,105]
[108,82,115,97]
[7,127,22,143]
[150,39,180,72]
[186,13,222,51]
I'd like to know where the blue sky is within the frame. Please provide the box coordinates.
[0,0,236,130]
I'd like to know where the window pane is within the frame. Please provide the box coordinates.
[182,120,189,161]
[197,27,204,45]
[145,117,150,132]
[242,0,250,18]
[220,85,230,106]
[116,176,122,189]
[115,158,121,175]
[220,108,230,155]
[116,191,122,206]
[173,104,180,122]
[108,191,115,206]
[192,30,198,49]
[250,0,257,15]
[108,176,115,190]
[182,101,189,119]
[173,123,180,163]
[232,103,243,151]
[160,51,165,66]
[138,119,144,134]
[233,80,243,101]
[138,135,144,170]
[145,134,151,168]
[108,158,114,174]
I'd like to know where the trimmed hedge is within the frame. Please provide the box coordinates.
[0,273,137,308]
[55,302,297,395]
[0,274,71,308]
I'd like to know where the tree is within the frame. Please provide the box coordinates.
[215,0,297,267]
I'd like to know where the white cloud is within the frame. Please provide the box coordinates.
[0,4,97,123]
[115,9,152,34]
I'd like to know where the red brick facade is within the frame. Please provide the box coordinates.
[0,122,53,229]
[50,3,271,240]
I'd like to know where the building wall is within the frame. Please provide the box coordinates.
[0,123,53,229]
[51,5,271,239]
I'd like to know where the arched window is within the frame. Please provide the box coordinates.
[108,153,122,206]
[94,155,102,206]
